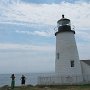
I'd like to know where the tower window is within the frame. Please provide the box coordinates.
[56,53,59,59]
[71,60,74,67]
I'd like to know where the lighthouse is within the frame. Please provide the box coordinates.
[38,15,90,85]
[55,15,82,76]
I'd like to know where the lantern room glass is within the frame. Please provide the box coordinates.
[57,19,71,27]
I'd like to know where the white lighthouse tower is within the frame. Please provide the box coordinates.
[55,15,82,76]
[38,15,85,85]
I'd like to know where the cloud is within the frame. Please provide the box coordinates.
[0,43,55,73]
[0,0,90,29]
[0,43,55,52]
[0,0,90,38]
[0,1,90,46]
[0,51,55,73]
[77,43,90,60]
[76,30,90,42]
[0,0,90,73]
[16,30,54,37]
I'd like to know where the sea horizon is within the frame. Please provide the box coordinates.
[0,72,55,87]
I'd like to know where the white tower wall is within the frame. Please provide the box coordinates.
[55,31,82,76]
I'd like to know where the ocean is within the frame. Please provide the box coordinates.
[0,73,41,87]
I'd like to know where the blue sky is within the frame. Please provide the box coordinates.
[22,0,90,4]
[0,0,90,74]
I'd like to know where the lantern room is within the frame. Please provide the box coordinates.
[55,15,75,36]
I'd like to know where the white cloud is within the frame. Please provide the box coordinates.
[0,0,89,38]
[0,43,55,73]
[0,0,90,73]
[76,30,90,42]
[77,43,90,60]
[0,51,55,73]
[0,0,90,29]
[16,30,54,37]
[0,43,55,52]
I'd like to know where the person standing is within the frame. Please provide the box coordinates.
[20,75,26,86]
[10,74,15,89]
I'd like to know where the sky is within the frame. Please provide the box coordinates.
[0,0,90,74]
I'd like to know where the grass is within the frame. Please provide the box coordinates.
[0,84,90,90]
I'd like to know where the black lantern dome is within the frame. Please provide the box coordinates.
[55,15,75,36]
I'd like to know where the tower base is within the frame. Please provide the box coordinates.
[37,74,84,85]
